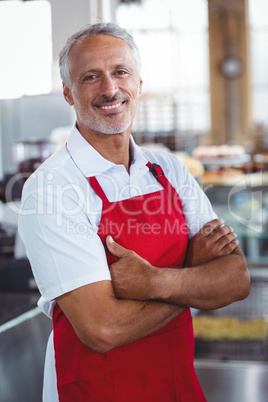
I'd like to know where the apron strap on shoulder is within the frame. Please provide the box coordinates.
[146,161,183,212]
[146,162,164,179]
[146,162,170,190]
[87,176,110,204]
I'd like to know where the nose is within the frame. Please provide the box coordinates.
[100,74,118,97]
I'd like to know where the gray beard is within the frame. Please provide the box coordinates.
[79,112,133,135]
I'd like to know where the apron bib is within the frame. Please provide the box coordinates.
[53,162,206,402]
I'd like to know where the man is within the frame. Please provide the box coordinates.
[19,23,250,402]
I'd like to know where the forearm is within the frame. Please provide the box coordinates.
[148,249,250,310]
[57,281,185,354]
[100,298,185,350]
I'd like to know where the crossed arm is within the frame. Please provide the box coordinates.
[108,219,249,310]
[56,219,250,353]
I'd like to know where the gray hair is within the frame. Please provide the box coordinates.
[59,22,141,85]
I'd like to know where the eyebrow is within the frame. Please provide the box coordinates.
[114,63,133,71]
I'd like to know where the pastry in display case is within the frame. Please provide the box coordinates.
[254,153,268,171]
[193,315,268,341]
[192,145,251,185]
[172,151,205,180]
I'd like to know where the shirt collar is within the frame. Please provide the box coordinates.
[66,125,115,177]
[130,136,149,171]
[66,124,149,178]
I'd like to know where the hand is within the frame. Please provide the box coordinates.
[106,235,154,300]
[184,219,239,267]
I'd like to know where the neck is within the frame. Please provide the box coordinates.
[78,124,132,172]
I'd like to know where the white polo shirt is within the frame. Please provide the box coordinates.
[18,124,216,401]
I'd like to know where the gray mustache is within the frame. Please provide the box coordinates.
[93,94,128,106]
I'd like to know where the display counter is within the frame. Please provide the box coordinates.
[194,268,268,401]
[195,360,268,402]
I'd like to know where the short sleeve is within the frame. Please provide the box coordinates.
[18,174,111,303]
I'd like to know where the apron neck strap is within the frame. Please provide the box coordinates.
[88,162,175,203]
[87,176,109,204]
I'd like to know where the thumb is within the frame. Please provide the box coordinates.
[106,235,128,258]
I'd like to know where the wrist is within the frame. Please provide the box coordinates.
[147,266,167,300]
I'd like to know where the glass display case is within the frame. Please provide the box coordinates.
[202,172,268,265]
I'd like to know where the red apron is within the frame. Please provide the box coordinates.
[53,162,206,402]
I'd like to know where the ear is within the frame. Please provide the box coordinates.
[63,83,74,106]
[139,77,143,95]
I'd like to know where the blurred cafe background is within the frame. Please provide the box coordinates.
[0,0,268,401]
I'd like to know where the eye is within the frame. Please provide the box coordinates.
[83,74,97,82]
[116,70,128,76]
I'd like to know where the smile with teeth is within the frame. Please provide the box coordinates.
[99,102,123,110]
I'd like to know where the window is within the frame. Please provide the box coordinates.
[116,0,210,142]
[249,0,268,128]
[0,0,52,99]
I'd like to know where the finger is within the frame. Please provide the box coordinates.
[221,239,239,255]
[215,232,237,250]
[210,225,234,243]
[199,219,225,237]
[106,235,128,258]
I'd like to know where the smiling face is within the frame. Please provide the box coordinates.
[63,35,143,137]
